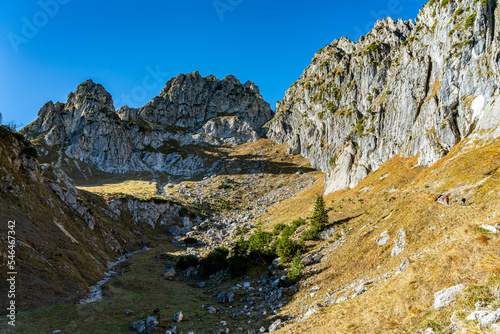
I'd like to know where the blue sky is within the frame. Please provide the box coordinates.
[0,0,426,126]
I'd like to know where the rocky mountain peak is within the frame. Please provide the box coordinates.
[266,0,500,195]
[24,73,273,177]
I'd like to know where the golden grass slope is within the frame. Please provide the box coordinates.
[261,138,500,333]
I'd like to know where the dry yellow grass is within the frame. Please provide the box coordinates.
[258,143,500,333]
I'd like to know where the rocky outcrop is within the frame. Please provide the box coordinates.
[24,72,272,177]
[266,0,500,194]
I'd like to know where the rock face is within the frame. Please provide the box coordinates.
[266,0,500,194]
[23,72,272,177]
[434,284,466,310]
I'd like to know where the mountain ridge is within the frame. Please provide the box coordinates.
[266,0,500,194]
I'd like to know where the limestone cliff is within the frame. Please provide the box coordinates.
[23,72,272,177]
[266,0,500,194]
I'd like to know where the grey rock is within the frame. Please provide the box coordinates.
[320,226,337,240]
[130,320,146,333]
[146,316,158,328]
[169,225,182,236]
[391,228,406,257]
[466,310,490,321]
[480,311,500,327]
[217,291,235,303]
[163,268,176,278]
[184,266,198,278]
[23,74,273,178]
[174,311,183,322]
[376,230,389,246]
[268,319,282,332]
[52,331,62,334]
[301,251,323,266]
[265,1,500,195]
[207,306,217,314]
[434,284,466,310]
[396,257,411,274]
[480,224,500,233]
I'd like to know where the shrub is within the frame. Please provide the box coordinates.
[177,255,199,270]
[248,231,275,259]
[291,218,307,229]
[301,226,322,241]
[311,195,328,231]
[281,225,296,238]
[272,223,288,236]
[21,146,38,158]
[365,42,379,54]
[286,251,303,281]
[276,236,300,263]
[218,181,233,190]
[329,155,337,166]
[465,13,476,28]
[0,125,8,138]
[227,237,250,277]
[200,247,229,277]
[183,237,198,245]
[13,131,25,142]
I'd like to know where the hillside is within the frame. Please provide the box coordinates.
[9,134,500,333]
[2,0,500,333]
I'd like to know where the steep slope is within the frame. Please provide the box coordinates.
[0,128,188,312]
[266,0,500,194]
[23,72,272,180]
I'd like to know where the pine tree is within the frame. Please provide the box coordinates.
[310,195,328,231]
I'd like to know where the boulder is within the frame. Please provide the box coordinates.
[130,320,146,333]
[174,311,183,323]
[268,319,282,332]
[391,228,406,257]
[376,231,389,246]
[434,284,466,310]
[163,268,176,278]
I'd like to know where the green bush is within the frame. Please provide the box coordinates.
[0,125,9,138]
[200,247,229,277]
[286,251,303,281]
[301,226,322,241]
[272,223,288,236]
[218,181,233,190]
[13,131,25,142]
[365,42,379,54]
[21,146,38,158]
[310,195,328,231]
[465,13,476,28]
[281,225,296,238]
[177,255,199,270]
[291,218,307,229]
[248,231,275,259]
[227,237,250,277]
[183,237,198,245]
[276,236,300,263]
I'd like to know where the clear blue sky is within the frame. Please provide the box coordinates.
[0,0,426,127]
